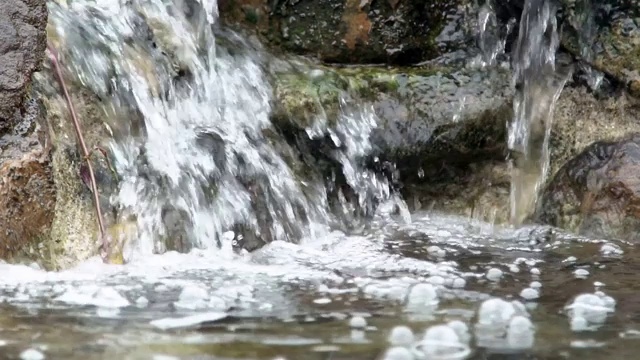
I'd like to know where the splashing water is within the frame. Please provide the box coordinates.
[48,0,400,260]
[508,0,571,226]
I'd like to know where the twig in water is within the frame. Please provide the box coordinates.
[46,42,110,261]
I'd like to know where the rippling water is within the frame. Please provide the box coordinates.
[0,211,637,359]
[7,0,640,359]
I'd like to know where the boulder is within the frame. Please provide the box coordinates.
[218,0,476,64]
[535,134,640,242]
[0,0,122,268]
[556,0,640,93]
[0,0,47,123]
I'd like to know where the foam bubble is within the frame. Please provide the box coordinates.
[388,325,415,346]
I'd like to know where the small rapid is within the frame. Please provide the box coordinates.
[48,0,401,259]
[4,0,638,359]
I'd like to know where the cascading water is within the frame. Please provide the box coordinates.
[507,0,571,226]
[48,0,401,260]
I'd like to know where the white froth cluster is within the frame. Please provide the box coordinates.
[405,283,439,313]
[54,286,130,309]
[382,321,471,360]
[474,298,535,350]
[565,292,616,332]
[485,268,503,282]
[174,284,227,311]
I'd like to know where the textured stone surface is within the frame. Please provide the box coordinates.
[219,0,475,64]
[0,0,47,123]
[0,97,55,265]
[535,134,640,242]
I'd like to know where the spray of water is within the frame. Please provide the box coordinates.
[508,0,572,226]
[48,0,401,260]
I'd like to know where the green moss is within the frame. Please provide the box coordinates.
[244,7,259,25]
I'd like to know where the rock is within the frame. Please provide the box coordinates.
[269,59,514,221]
[535,133,640,242]
[556,0,640,93]
[270,61,513,159]
[0,30,122,269]
[27,67,122,269]
[0,0,47,123]
[219,0,476,64]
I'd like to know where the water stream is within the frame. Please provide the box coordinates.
[507,0,571,226]
[2,0,640,359]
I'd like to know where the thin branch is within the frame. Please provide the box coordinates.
[46,42,110,260]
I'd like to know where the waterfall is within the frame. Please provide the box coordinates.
[47,0,401,261]
[507,0,571,226]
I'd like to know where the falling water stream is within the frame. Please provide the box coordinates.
[507,0,571,226]
[1,0,640,359]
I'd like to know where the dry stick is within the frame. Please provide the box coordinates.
[46,43,109,259]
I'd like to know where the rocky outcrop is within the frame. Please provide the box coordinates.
[535,134,640,242]
[0,0,51,265]
[219,0,476,64]
[0,0,122,269]
[0,0,47,123]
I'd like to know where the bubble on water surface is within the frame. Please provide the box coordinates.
[520,287,539,301]
[574,269,590,278]
[506,316,535,349]
[382,346,414,360]
[19,349,45,360]
[475,298,530,349]
[447,320,471,345]
[54,286,130,308]
[406,283,438,311]
[414,324,470,359]
[388,325,415,346]
[349,316,367,329]
[565,293,613,331]
[174,284,210,310]
[486,268,503,281]
[150,312,228,330]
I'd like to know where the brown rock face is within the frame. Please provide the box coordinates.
[0,0,48,123]
[535,135,640,242]
[0,97,55,264]
[0,0,51,264]
[219,0,473,64]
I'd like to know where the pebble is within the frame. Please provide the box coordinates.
[313,298,332,305]
[530,268,540,275]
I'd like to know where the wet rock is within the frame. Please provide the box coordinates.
[161,206,194,253]
[219,0,476,64]
[535,134,640,242]
[0,0,47,123]
[0,98,55,265]
[271,62,513,160]
[557,0,640,93]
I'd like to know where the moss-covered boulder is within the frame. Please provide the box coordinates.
[219,0,476,64]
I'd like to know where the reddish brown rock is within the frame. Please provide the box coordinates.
[218,0,474,64]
